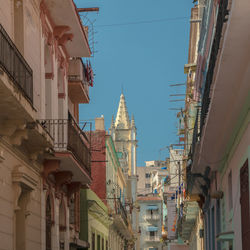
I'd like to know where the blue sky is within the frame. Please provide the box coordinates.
[75,0,194,166]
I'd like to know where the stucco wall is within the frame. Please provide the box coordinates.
[0,142,42,250]
[219,123,250,250]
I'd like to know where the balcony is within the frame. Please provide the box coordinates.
[68,59,90,104]
[145,236,160,242]
[115,199,128,226]
[42,113,91,184]
[191,0,250,173]
[0,24,53,155]
[0,23,35,121]
[145,214,160,221]
[43,0,91,57]
[0,24,33,104]
[112,199,133,240]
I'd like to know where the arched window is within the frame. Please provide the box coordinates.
[46,195,52,250]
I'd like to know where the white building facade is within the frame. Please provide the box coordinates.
[138,196,163,250]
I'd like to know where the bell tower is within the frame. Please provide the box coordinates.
[110,93,137,177]
[110,93,139,244]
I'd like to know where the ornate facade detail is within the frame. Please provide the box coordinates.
[43,160,60,188]
[58,33,74,46]
[53,26,70,39]
[13,182,22,211]
[114,94,130,129]
[12,165,38,190]
[54,171,73,197]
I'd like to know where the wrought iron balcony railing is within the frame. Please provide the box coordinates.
[0,24,33,103]
[145,236,160,242]
[200,0,229,135]
[41,113,91,175]
[190,107,201,159]
[145,214,160,220]
[115,199,128,226]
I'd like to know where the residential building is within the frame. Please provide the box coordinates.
[82,117,134,250]
[137,160,169,196]
[110,93,139,249]
[106,120,134,250]
[162,147,184,242]
[0,0,93,250]
[177,2,204,249]
[80,189,110,250]
[137,195,163,250]
[182,0,250,250]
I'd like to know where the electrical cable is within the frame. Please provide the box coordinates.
[94,16,189,28]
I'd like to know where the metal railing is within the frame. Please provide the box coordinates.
[68,58,90,99]
[190,107,201,159]
[145,236,160,241]
[41,113,91,174]
[115,199,128,226]
[200,0,229,135]
[0,24,33,103]
[145,214,160,220]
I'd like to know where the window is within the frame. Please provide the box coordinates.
[97,235,101,250]
[69,195,75,224]
[106,240,108,250]
[145,173,151,178]
[149,231,155,237]
[211,207,215,250]
[145,183,151,188]
[92,232,95,250]
[102,238,104,250]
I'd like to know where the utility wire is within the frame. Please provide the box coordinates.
[95,16,189,28]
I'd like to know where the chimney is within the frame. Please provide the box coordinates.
[95,116,105,131]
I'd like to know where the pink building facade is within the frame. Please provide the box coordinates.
[185,0,250,250]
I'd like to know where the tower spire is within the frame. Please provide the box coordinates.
[131,114,135,128]
[111,115,115,128]
[115,93,130,129]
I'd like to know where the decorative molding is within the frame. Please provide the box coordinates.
[45,72,54,79]
[0,150,5,163]
[13,182,22,211]
[54,26,70,39]
[43,160,60,188]
[10,129,28,146]
[0,119,26,137]
[58,93,66,99]
[67,182,81,199]
[58,33,74,46]
[54,171,72,198]
[12,165,38,191]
